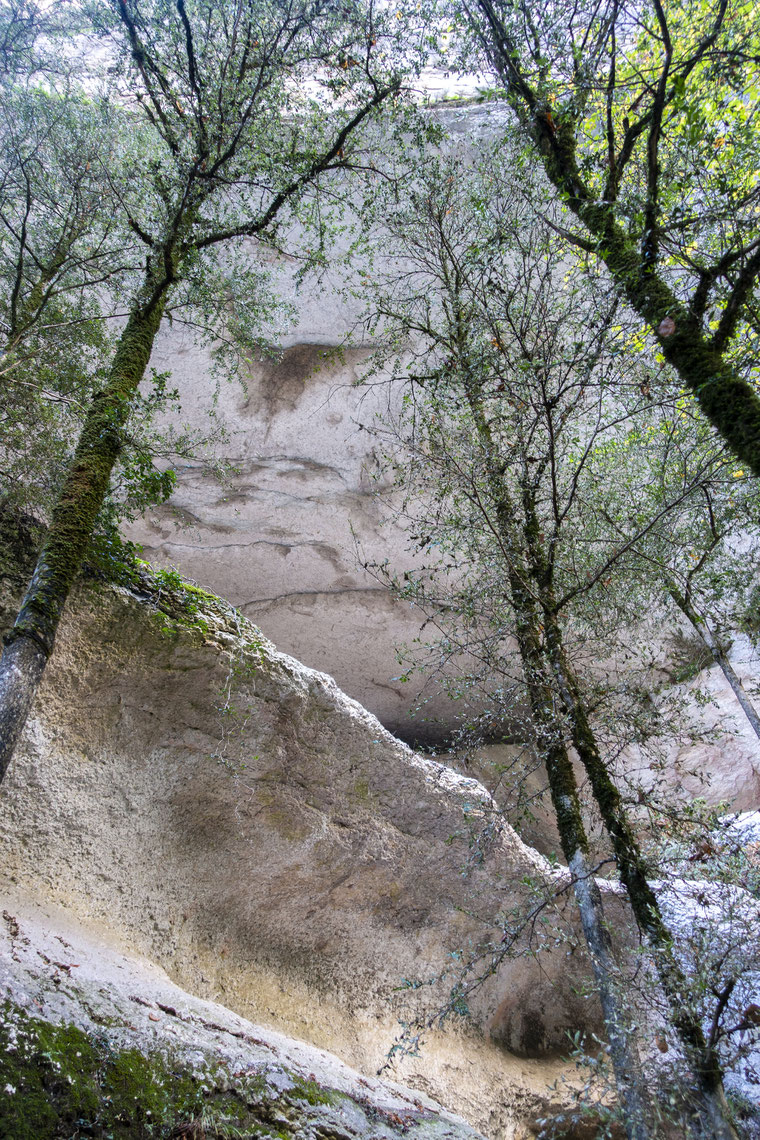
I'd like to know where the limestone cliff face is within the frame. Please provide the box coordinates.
[130,307,760,802]
[123,100,760,798]
[128,329,430,739]
[0,552,609,1139]
[126,103,499,745]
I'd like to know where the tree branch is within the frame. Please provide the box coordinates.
[712,243,760,353]
[193,80,399,251]
[641,0,672,274]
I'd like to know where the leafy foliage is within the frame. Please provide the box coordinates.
[453,0,760,477]
[360,136,760,1137]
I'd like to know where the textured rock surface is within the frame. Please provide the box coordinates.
[121,102,760,792]
[128,328,435,740]
[0,896,484,1140]
[444,656,760,858]
[126,104,501,745]
[645,638,760,811]
[438,625,760,858]
[0,563,608,1139]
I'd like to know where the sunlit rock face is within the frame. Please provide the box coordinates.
[0,560,612,1140]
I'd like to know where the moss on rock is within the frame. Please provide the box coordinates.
[0,1002,209,1138]
[0,1001,435,1140]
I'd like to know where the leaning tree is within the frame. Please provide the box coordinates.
[0,0,427,780]
[457,0,760,477]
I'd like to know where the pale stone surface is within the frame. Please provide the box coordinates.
[0,571,607,1139]
[0,895,485,1140]
[439,636,760,857]
[120,118,760,842]
[659,645,760,810]
[122,99,760,807]
[121,318,388,741]
[127,252,760,823]
[128,324,455,742]
[126,104,503,744]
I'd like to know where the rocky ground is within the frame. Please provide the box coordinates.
[0,895,484,1140]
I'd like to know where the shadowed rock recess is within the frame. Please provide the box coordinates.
[0,519,614,1140]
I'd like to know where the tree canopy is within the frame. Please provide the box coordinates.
[359,131,760,1137]
[457,0,760,477]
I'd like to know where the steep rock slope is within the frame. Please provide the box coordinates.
[0,896,485,1140]
[0,545,608,1139]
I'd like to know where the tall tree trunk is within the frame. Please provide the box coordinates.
[0,296,166,782]
[666,578,760,741]
[513,606,655,1140]
[471,0,760,477]
[541,609,740,1140]
[461,378,656,1137]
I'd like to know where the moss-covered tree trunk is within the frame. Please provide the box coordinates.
[507,577,655,1140]
[549,178,760,479]
[461,385,655,1138]
[665,579,760,741]
[541,608,740,1140]
[471,0,760,476]
[0,295,166,782]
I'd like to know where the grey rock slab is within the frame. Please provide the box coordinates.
[0,894,484,1139]
[0,569,604,1139]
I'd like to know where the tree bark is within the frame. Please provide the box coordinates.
[472,0,760,477]
[554,189,760,480]
[0,294,166,781]
[515,615,655,1140]
[542,608,740,1140]
[0,634,47,782]
[666,579,760,742]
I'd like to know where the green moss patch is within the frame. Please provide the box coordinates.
[0,1002,424,1140]
[0,508,271,660]
[0,508,45,592]
[0,1003,208,1138]
[288,1075,340,1108]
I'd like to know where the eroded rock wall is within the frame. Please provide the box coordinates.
[123,99,760,805]
[0,895,487,1140]
[129,328,432,739]
[0,561,609,1138]
[126,104,501,745]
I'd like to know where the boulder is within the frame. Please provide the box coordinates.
[0,556,608,1139]
[0,895,485,1140]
